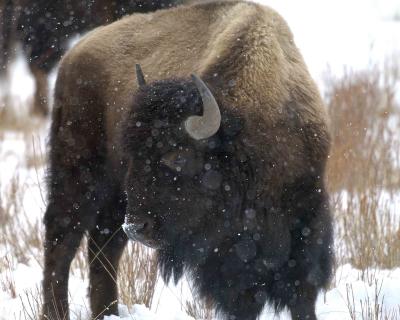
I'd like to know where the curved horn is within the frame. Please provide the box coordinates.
[135,64,146,87]
[184,74,221,140]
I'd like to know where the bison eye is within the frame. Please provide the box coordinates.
[161,152,187,172]
[160,149,203,176]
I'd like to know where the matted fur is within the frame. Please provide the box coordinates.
[44,1,333,320]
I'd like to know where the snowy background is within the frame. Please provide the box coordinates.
[1,0,400,319]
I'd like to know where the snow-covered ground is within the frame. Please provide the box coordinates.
[1,133,399,319]
[1,0,400,319]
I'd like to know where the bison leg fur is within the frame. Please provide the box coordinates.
[88,194,127,318]
[41,171,112,319]
[289,283,318,320]
[41,202,86,320]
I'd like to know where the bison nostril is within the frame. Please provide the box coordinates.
[122,222,143,239]
[122,217,154,240]
[134,222,145,231]
[128,222,144,231]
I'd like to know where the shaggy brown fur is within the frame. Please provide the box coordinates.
[44,1,333,319]
[60,0,330,183]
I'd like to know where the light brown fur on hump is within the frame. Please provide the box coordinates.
[57,0,330,187]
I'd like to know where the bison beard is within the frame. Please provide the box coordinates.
[121,78,333,320]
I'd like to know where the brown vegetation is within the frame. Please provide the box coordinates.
[325,62,400,272]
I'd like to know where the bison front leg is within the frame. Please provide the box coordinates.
[88,194,127,318]
[41,202,86,320]
[41,179,105,319]
[284,177,333,320]
[289,283,318,320]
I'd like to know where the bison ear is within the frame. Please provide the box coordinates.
[135,64,146,87]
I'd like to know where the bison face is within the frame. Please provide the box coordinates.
[123,142,211,249]
[122,75,242,252]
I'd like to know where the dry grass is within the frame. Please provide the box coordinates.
[326,64,400,192]
[0,94,45,133]
[325,62,400,271]
[118,242,158,308]
[0,176,43,267]
[19,286,43,320]
[1,255,17,299]
[185,296,215,320]
[346,280,400,320]
[0,176,44,319]
[333,190,400,271]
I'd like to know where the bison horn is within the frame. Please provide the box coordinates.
[135,64,146,87]
[184,74,221,140]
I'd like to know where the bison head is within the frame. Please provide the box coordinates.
[121,66,290,284]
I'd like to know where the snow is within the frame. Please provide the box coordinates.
[1,0,400,319]
[3,251,400,319]
[316,265,400,320]
[104,304,193,320]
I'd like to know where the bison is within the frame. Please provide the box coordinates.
[43,1,333,319]
[0,0,183,116]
